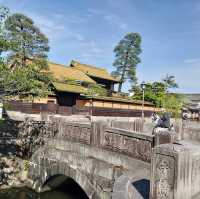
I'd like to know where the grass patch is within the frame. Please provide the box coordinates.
[0,118,6,128]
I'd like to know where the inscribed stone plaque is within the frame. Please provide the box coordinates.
[154,154,175,199]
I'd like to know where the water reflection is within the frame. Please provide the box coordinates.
[0,187,82,199]
[0,176,89,199]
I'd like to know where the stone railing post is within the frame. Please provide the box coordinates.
[91,121,108,147]
[150,143,192,199]
[153,129,176,146]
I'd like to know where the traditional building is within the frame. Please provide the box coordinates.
[36,60,120,106]
[10,60,157,116]
[182,94,200,120]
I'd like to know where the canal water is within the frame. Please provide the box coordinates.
[0,187,86,199]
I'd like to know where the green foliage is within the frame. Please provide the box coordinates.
[87,84,107,97]
[1,63,52,99]
[0,6,10,55]
[132,82,166,107]
[132,75,184,117]
[4,13,49,69]
[24,160,30,171]
[162,94,184,118]
[112,32,142,92]
[0,7,52,99]
[162,74,178,90]
[64,78,80,85]
[0,118,6,128]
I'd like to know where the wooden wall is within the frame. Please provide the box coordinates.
[33,96,57,104]
[76,99,159,112]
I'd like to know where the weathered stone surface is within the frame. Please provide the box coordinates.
[2,117,187,198]
[154,129,176,146]
[150,143,200,199]
[58,122,91,145]
[111,119,143,132]
[112,169,150,199]
[49,120,154,163]
[102,128,153,162]
[28,137,150,199]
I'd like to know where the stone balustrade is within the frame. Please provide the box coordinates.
[52,120,154,162]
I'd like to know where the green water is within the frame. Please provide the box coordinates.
[0,188,80,199]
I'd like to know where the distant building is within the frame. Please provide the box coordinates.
[182,94,200,120]
[43,60,120,106]
[8,60,158,117]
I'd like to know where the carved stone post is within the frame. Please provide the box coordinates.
[154,129,176,146]
[150,143,192,199]
[91,121,108,147]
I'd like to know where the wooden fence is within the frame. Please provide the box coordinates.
[5,101,155,117]
[91,107,153,117]
[6,101,73,115]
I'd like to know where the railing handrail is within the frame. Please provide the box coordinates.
[106,127,153,142]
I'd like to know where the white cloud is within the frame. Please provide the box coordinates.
[81,53,92,58]
[74,33,84,41]
[53,13,86,24]
[168,60,200,93]
[25,12,87,44]
[52,13,64,19]
[25,12,67,41]
[104,14,127,30]
[78,40,104,62]
[80,40,103,54]
[87,8,127,30]
[87,8,103,16]
[184,58,200,64]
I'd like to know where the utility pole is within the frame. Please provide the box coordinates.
[140,81,146,121]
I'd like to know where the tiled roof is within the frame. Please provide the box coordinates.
[52,82,88,94]
[82,95,154,105]
[70,60,120,82]
[48,62,96,84]
[183,94,200,102]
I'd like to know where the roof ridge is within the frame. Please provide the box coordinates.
[178,93,200,95]
[49,61,90,72]
[71,60,107,71]
[48,61,69,68]
[48,61,96,84]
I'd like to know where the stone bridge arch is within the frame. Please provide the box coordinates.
[28,156,105,199]
[42,174,89,198]
[27,120,159,199]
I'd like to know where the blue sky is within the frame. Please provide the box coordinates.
[1,0,200,93]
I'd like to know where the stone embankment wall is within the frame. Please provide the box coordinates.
[0,120,22,188]
[0,118,58,189]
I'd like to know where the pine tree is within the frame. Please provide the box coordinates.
[112,33,142,92]
[4,13,49,69]
[0,6,10,55]
[0,11,52,99]
[162,74,178,91]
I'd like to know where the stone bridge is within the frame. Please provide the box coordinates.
[27,119,200,199]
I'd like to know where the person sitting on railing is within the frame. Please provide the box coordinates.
[152,109,173,134]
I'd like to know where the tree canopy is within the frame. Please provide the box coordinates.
[0,6,51,99]
[162,74,178,90]
[133,81,166,107]
[132,75,184,116]
[4,13,49,69]
[1,63,51,98]
[112,32,142,92]
[0,6,10,55]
